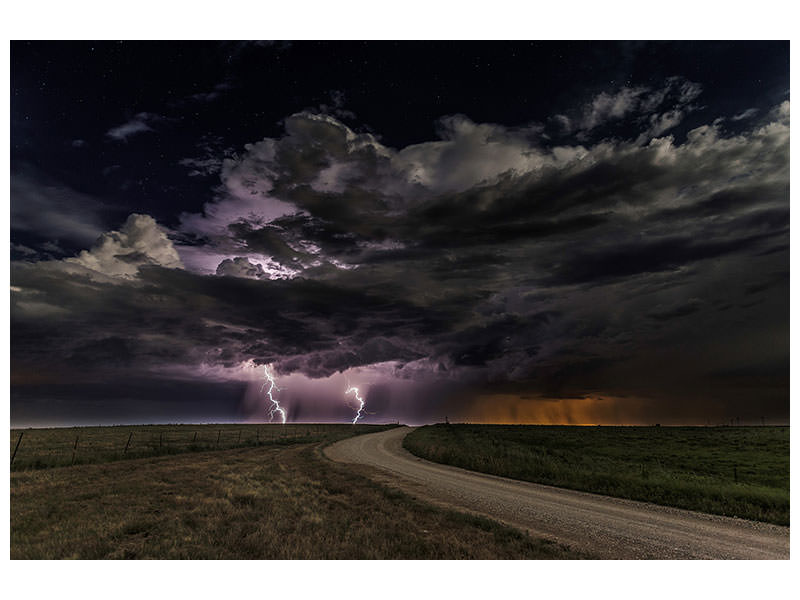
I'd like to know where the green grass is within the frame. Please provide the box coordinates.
[10,424,584,559]
[404,424,789,525]
[10,424,390,471]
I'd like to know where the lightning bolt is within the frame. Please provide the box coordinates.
[261,365,287,424]
[345,386,365,424]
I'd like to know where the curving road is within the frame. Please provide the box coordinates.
[325,426,789,559]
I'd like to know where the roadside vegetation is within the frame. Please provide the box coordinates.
[10,424,583,559]
[404,424,789,525]
[10,424,386,471]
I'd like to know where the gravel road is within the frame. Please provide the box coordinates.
[324,426,789,559]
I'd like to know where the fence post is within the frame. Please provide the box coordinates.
[238,430,241,443]
[124,432,133,454]
[217,430,221,446]
[193,431,197,443]
[256,430,259,443]
[71,435,79,465]
[11,431,24,466]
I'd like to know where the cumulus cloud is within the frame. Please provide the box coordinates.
[11,82,789,422]
[215,256,299,280]
[216,257,268,279]
[180,78,708,270]
[645,109,686,137]
[581,86,648,130]
[392,115,547,194]
[67,213,183,278]
[180,111,555,255]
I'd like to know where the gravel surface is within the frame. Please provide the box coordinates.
[325,426,789,559]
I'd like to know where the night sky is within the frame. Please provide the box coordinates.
[10,41,789,426]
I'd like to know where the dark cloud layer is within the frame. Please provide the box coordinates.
[11,46,790,425]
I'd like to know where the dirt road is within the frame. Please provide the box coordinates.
[325,426,789,559]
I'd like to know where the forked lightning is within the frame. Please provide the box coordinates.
[345,386,365,424]
[262,365,287,423]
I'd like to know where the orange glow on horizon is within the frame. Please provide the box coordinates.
[459,393,657,426]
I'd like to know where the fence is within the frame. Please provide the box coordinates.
[9,424,377,470]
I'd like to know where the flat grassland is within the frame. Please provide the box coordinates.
[404,425,789,525]
[10,423,356,471]
[10,424,581,559]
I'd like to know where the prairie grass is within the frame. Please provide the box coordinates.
[10,424,384,471]
[10,426,583,559]
[404,425,789,525]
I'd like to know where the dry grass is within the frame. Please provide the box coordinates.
[10,424,381,471]
[11,432,583,559]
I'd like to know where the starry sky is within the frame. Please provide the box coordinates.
[10,41,789,426]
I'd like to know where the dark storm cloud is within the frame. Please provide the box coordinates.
[542,230,782,286]
[215,257,270,279]
[11,252,450,383]
[11,378,250,427]
[11,71,789,423]
[646,298,703,322]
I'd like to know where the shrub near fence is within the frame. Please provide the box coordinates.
[10,424,389,471]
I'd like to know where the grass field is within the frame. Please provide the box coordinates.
[404,424,789,525]
[10,424,583,559]
[10,424,380,471]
